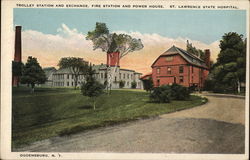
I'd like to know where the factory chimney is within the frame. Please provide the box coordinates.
[12,26,22,86]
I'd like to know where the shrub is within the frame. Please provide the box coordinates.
[188,85,197,93]
[150,85,172,103]
[142,77,154,92]
[170,83,190,100]
[119,80,125,88]
[131,81,137,89]
[149,84,190,103]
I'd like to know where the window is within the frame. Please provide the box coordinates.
[105,73,107,78]
[119,73,121,79]
[67,82,69,86]
[167,67,171,74]
[127,74,129,79]
[67,74,69,79]
[72,82,73,86]
[179,66,184,73]
[123,73,125,79]
[127,81,129,86]
[166,56,173,61]
[157,68,160,74]
[115,77,117,82]
[179,76,184,83]
[101,73,103,79]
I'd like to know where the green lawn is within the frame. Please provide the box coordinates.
[12,87,206,149]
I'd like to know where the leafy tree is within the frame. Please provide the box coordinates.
[12,61,24,87]
[142,77,154,93]
[119,80,125,88]
[86,22,144,93]
[81,65,105,110]
[186,40,205,60]
[58,57,88,89]
[210,32,246,93]
[21,56,46,92]
[131,81,137,89]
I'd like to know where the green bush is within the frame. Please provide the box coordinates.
[131,81,137,89]
[119,80,125,88]
[150,85,172,103]
[170,83,190,100]
[150,84,190,103]
[142,77,154,92]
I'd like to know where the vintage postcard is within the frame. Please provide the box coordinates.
[1,0,249,159]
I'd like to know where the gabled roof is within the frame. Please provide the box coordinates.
[152,45,208,68]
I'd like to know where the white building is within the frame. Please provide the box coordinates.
[92,64,143,89]
[43,64,143,89]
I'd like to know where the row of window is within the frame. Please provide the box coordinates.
[156,76,184,85]
[100,72,137,80]
[156,66,198,74]
[53,74,85,80]
[53,73,138,81]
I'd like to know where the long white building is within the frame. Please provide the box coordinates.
[43,64,143,89]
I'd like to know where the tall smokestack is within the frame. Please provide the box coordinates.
[204,49,210,69]
[14,26,22,62]
[12,26,22,86]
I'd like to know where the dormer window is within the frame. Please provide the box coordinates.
[166,56,173,61]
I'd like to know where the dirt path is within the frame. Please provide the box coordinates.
[16,94,245,153]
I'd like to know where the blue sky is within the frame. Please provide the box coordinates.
[14,8,246,44]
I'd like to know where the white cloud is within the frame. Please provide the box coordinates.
[22,24,220,74]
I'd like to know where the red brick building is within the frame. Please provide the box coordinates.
[150,45,210,89]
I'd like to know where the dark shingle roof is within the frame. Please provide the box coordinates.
[160,45,207,68]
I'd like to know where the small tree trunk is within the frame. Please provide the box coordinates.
[31,83,35,93]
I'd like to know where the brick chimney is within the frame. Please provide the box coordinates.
[204,49,210,69]
[14,26,22,62]
[12,26,22,86]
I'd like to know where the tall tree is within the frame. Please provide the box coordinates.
[86,22,144,93]
[58,57,88,89]
[186,40,205,60]
[81,65,104,110]
[211,32,246,93]
[21,56,46,92]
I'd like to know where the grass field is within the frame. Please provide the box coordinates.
[12,87,207,149]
